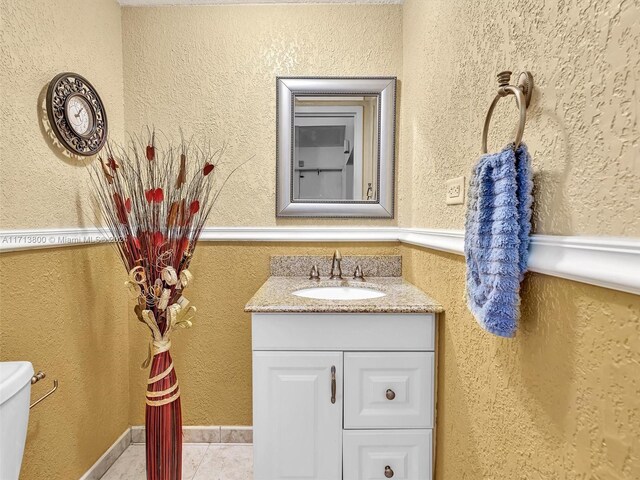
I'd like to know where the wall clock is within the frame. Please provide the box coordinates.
[46,72,108,156]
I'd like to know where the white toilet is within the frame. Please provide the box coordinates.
[0,361,34,480]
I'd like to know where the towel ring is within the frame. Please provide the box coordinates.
[481,71,534,154]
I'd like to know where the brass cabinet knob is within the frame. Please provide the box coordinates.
[386,389,396,400]
[385,465,394,478]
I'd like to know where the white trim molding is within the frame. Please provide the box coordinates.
[0,228,112,252]
[1,227,638,295]
[399,228,464,255]
[399,229,640,295]
[527,235,640,295]
[119,0,404,6]
[199,226,400,242]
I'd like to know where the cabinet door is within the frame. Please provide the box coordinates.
[253,351,343,480]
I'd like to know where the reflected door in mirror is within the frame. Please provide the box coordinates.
[294,98,378,202]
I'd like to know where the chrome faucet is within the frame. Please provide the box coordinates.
[329,250,343,280]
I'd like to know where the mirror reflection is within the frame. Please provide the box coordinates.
[293,95,378,202]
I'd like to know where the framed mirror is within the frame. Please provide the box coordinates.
[276,77,396,218]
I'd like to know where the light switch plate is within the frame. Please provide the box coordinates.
[446,176,465,205]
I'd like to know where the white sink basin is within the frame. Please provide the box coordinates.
[292,286,386,301]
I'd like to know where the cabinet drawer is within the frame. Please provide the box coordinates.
[252,313,435,351]
[344,352,434,429]
[343,429,432,480]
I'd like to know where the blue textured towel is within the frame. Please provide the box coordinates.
[464,143,533,337]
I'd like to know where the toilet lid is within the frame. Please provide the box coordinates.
[0,362,34,405]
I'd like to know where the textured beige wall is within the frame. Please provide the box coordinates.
[0,0,125,230]
[128,242,400,425]
[121,4,403,226]
[400,0,640,236]
[402,245,640,479]
[401,1,640,478]
[0,1,129,479]
[0,246,129,480]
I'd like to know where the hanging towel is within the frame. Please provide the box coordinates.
[464,143,533,337]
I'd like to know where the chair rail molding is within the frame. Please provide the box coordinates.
[1,226,638,295]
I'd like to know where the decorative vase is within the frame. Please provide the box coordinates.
[89,133,242,480]
[146,349,182,480]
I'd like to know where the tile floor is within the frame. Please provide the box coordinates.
[100,443,253,480]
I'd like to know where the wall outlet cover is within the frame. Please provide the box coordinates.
[446,176,465,205]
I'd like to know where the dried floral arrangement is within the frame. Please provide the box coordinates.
[91,132,239,480]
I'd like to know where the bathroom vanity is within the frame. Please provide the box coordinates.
[246,256,442,480]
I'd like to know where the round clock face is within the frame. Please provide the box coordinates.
[65,95,94,137]
[46,73,107,156]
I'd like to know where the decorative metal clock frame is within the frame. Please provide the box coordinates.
[46,72,108,156]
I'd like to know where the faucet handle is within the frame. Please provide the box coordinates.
[353,265,365,281]
[309,265,320,280]
[329,250,343,280]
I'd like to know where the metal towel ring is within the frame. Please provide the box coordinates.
[481,71,534,154]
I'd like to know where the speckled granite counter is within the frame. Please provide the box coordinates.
[245,277,443,314]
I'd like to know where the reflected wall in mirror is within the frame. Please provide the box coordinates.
[277,78,396,217]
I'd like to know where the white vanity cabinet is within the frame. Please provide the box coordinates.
[252,312,436,480]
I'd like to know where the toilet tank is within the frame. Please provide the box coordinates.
[0,361,34,480]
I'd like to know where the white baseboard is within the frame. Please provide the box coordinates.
[1,227,638,295]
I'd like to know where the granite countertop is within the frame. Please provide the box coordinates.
[245,276,443,314]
